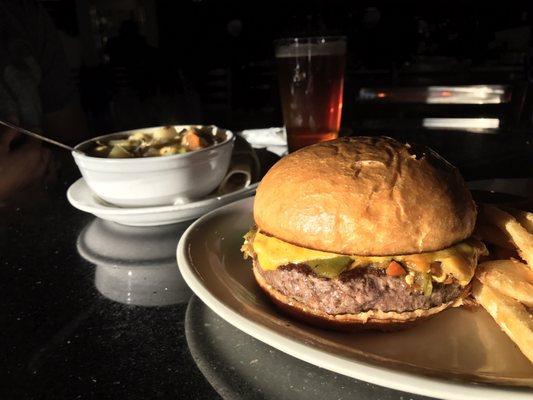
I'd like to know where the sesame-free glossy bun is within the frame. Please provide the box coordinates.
[254,137,476,255]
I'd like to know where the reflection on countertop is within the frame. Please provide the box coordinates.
[2,196,220,400]
[77,218,192,306]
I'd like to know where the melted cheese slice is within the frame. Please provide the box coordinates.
[252,232,483,285]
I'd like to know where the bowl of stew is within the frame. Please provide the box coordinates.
[72,125,234,207]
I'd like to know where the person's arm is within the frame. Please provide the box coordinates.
[0,116,51,202]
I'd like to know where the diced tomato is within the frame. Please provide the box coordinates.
[182,130,203,150]
[386,261,406,276]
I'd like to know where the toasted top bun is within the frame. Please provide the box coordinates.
[254,137,476,256]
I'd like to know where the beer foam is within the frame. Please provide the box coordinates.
[275,41,346,58]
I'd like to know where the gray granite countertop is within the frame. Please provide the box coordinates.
[1,183,433,400]
[2,129,531,399]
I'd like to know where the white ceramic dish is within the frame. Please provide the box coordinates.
[67,177,257,226]
[72,125,234,207]
[177,197,533,400]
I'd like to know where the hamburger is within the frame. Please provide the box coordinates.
[241,136,487,330]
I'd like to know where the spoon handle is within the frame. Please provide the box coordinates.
[0,119,79,153]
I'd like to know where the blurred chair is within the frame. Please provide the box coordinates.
[232,60,279,129]
[200,68,232,125]
[109,66,144,129]
[69,68,81,92]
[110,66,139,99]
[242,60,277,112]
[176,69,202,122]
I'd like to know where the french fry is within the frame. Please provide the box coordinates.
[504,207,533,235]
[482,204,533,268]
[473,279,533,363]
[474,205,533,364]
[476,260,533,307]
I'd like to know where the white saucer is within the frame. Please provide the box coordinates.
[67,178,258,226]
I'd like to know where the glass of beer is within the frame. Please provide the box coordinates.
[275,36,346,152]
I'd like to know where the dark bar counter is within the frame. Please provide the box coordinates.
[2,187,434,400]
[2,131,531,400]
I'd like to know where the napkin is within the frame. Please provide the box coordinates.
[238,127,288,157]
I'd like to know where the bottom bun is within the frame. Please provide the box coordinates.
[253,264,469,332]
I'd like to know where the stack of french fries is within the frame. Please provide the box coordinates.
[473,204,533,363]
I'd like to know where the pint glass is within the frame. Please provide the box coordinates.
[275,36,346,152]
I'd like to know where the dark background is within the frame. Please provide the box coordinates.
[39,0,533,133]
[1,3,531,399]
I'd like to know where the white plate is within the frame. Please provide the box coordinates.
[67,178,257,226]
[177,197,533,400]
[185,296,429,400]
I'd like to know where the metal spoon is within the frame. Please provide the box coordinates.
[0,119,83,153]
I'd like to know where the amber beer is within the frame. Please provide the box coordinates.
[276,37,346,152]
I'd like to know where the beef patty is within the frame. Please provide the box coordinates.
[256,261,463,314]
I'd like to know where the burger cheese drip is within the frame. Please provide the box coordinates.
[242,230,486,288]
